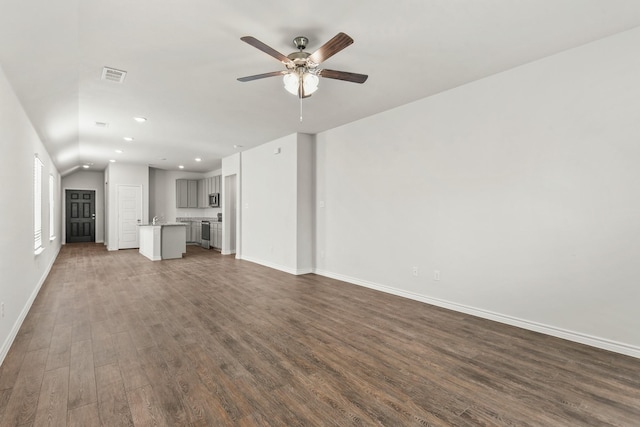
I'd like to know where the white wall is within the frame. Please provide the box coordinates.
[61,170,105,243]
[0,66,62,364]
[313,27,640,357]
[242,134,298,271]
[241,134,314,274]
[105,162,149,250]
[296,133,314,272]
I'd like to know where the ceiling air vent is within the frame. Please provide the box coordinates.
[95,121,109,128]
[101,67,127,83]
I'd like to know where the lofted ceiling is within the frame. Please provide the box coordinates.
[2,1,640,176]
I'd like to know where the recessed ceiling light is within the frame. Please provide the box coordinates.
[109,159,116,163]
[195,158,202,162]
[133,117,147,123]
[115,149,123,154]
[178,165,185,169]
[82,165,90,169]
[123,136,134,142]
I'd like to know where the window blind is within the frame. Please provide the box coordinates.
[49,174,55,240]
[34,155,43,252]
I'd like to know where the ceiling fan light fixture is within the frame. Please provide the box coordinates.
[303,73,319,95]
[239,33,366,100]
[283,71,319,96]
[283,73,299,95]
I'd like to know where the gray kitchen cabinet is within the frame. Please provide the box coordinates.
[188,180,198,208]
[197,178,204,207]
[181,221,192,242]
[198,178,207,208]
[176,180,188,208]
[192,221,202,245]
[176,179,199,208]
[207,222,221,250]
[214,223,222,249]
[211,223,217,249]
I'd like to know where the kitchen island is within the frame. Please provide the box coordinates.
[138,223,187,261]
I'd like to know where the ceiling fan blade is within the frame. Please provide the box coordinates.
[319,69,368,84]
[240,36,292,64]
[308,32,354,65]
[237,71,285,82]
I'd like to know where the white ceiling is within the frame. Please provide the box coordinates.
[2,1,640,176]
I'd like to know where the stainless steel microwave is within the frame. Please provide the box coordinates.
[208,193,220,207]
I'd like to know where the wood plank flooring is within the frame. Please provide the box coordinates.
[1,243,639,426]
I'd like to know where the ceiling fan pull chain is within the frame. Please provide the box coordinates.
[299,95,303,122]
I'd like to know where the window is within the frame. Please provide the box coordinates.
[49,174,56,241]
[34,155,44,254]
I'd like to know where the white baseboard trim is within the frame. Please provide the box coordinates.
[0,245,61,366]
[240,256,312,276]
[313,268,640,359]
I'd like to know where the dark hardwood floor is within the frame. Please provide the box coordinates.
[0,243,639,426]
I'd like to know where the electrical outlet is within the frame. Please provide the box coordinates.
[412,267,418,276]
[434,270,441,281]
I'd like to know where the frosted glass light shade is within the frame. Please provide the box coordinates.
[283,73,299,95]
[303,73,319,95]
[283,71,319,96]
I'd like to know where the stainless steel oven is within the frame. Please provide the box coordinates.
[201,221,211,249]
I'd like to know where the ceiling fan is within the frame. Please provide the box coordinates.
[237,32,368,99]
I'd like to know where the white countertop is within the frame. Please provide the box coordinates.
[138,223,187,227]
[176,217,222,223]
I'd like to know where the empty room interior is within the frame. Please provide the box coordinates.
[1,1,640,425]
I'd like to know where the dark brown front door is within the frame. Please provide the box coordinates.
[66,190,95,243]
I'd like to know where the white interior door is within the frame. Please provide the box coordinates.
[118,185,142,249]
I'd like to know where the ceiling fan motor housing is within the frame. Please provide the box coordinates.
[287,51,312,68]
[293,36,308,50]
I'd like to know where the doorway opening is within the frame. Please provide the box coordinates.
[224,174,237,255]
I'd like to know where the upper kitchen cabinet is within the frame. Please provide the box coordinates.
[176,179,199,208]
[179,175,221,209]
[198,178,208,208]
[197,175,222,208]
